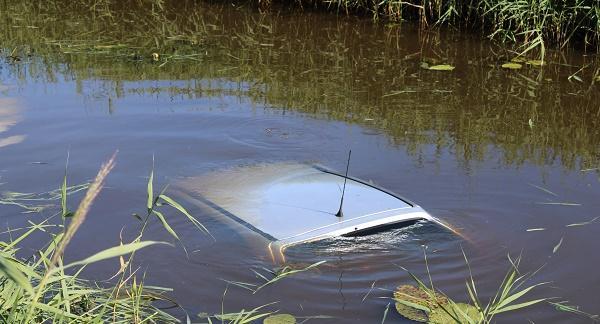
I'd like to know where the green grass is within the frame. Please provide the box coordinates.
[282,0,600,55]
[390,249,598,323]
[0,154,326,323]
[0,154,208,323]
[1,157,596,323]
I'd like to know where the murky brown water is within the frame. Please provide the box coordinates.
[1,1,599,322]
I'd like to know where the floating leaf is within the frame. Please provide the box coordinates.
[394,285,447,309]
[550,301,600,320]
[264,313,296,324]
[553,237,563,254]
[427,309,454,324]
[395,302,428,322]
[569,74,583,82]
[393,285,449,322]
[428,65,455,71]
[566,216,599,227]
[580,167,599,172]
[526,60,545,66]
[526,228,546,232]
[510,57,527,63]
[420,62,430,69]
[527,183,557,196]
[535,202,581,206]
[428,303,480,324]
[382,302,391,324]
[502,62,522,69]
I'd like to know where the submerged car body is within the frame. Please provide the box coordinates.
[178,163,453,261]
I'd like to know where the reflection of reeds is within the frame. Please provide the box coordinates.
[1,0,599,171]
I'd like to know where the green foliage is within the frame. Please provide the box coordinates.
[549,301,600,321]
[205,303,275,324]
[392,285,480,323]
[290,0,600,53]
[0,183,89,213]
[221,261,326,294]
[394,285,448,312]
[0,156,210,323]
[264,313,296,324]
[501,62,523,69]
[428,64,456,71]
[394,302,428,322]
[394,251,551,324]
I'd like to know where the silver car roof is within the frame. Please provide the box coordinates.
[178,163,436,248]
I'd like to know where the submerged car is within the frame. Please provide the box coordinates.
[177,163,455,262]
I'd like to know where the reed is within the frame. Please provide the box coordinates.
[0,155,210,323]
[284,0,600,54]
[391,251,548,323]
[2,0,599,172]
[1,158,594,322]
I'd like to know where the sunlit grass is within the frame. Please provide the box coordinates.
[0,154,209,323]
[1,157,596,322]
[286,0,599,54]
[391,249,550,323]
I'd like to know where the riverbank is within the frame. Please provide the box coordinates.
[3,0,599,57]
[264,0,599,56]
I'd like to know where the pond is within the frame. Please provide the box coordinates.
[1,0,599,322]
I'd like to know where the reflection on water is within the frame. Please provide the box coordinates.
[1,0,599,170]
[0,97,25,149]
[0,0,600,322]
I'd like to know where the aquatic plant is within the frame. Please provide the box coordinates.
[394,284,483,323]
[2,0,599,173]
[393,285,446,322]
[280,0,600,54]
[393,251,550,323]
[263,313,297,323]
[220,261,327,294]
[0,154,210,323]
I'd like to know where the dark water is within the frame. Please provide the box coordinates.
[1,1,599,322]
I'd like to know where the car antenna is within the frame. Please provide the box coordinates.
[335,150,352,217]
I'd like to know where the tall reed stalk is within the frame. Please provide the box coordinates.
[0,154,206,323]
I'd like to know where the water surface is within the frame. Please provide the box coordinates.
[1,1,599,322]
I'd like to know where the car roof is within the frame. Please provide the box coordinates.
[179,163,425,243]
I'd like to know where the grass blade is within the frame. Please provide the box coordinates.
[63,241,167,269]
[492,298,547,314]
[152,210,180,241]
[147,168,154,211]
[159,194,210,235]
[0,255,33,294]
